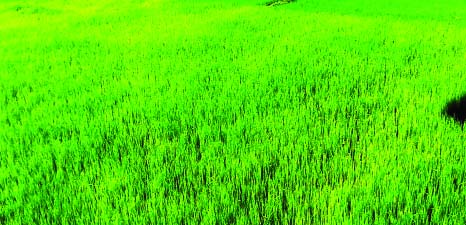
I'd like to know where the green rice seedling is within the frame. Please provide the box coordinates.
[2,0,466,224]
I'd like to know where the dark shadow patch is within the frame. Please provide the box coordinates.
[265,0,296,7]
[443,94,466,127]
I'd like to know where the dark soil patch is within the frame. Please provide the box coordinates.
[443,94,466,127]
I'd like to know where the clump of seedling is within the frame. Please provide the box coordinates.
[265,0,296,7]
[443,94,466,127]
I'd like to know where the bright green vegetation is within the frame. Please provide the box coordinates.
[2,0,466,224]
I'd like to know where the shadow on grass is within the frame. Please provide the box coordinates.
[265,0,296,7]
[443,94,466,128]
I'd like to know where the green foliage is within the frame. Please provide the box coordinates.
[1,0,466,224]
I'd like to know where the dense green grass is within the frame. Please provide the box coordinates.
[2,0,466,224]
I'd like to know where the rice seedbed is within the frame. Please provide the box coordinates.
[1,0,466,224]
